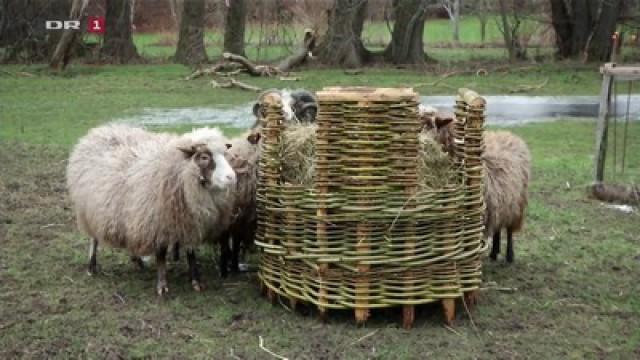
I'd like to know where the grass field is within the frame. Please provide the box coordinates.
[129,17,520,60]
[1,59,640,358]
[0,61,606,145]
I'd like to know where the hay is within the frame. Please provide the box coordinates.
[279,123,317,185]
[417,131,456,189]
[278,124,455,189]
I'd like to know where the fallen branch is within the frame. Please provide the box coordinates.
[349,330,378,346]
[589,183,640,205]
[211,78,262,92]
[508,78,549,93]
[258,336,289,360]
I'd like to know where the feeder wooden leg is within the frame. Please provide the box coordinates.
[402,305,415,329]
[442,298,456,325]
[318,306,328,322]
[355,308,370,324]
[464,290,478,308]
[267,288,276,303]
[289,297,297,311]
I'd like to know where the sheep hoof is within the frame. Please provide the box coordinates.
[87,264,98,276]
[157,284,169,297]
[192,280,204,292]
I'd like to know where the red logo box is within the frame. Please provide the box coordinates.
[87,16,105,34]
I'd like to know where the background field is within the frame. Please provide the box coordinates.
[1,15,640,359]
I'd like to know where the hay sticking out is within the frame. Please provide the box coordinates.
[278,124,455,189]
[279,123,317,185]
[418,131,456,189]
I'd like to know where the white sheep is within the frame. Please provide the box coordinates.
[483,131,531,263]
[66,124,236,295]
[417,107,531,263]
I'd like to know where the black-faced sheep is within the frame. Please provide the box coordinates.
[417,107,531,263]
[251,89,317,127]
[216,130,262,277]
[66,124,236,295]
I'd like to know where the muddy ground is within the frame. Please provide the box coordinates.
[1,122,639,359]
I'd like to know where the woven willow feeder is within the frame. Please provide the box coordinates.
[255,87,487,328]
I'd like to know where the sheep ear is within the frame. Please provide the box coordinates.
[225,143,232,150]
[435,117,453,128]
[252,103,261,117]
[247,132,261,145]
[177,145,196,158]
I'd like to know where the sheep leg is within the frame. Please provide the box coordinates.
[172,242,180,262]
[506,228,514,263]
[87,238,98,275]
[130,256,145,270]
[230,227,246,274]
[156,246,169,296]
[186,249,203,292]
[489,231,501,261]
[218,230,231,278]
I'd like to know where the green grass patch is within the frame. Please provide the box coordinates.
[1,119,639,358]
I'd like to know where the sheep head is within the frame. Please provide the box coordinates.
[178,142,236,191]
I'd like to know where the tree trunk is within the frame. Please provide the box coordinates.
[452,0,460,43]
[223,0,246,56]
[101,0,140,63]
[1,0,70,63]
[497,0,526,61]
[173,0,207,65]
[550,0,572,58]
[480,18,487,44]
[586,0,622,62]
[570,0,595,56]
[315,0,370,68]
[384,0,433,65]
[168,0,182,29]
[49,0,88,71]
[550,0,622,61]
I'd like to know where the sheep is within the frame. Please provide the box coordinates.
[417,107,531,263]
[482,131,531,263]
[251,89,317,127]
[66,124,237,295]
[216,130,262,277]
[168,128,262,277]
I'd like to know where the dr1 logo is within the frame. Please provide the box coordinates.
[87,16,105,34]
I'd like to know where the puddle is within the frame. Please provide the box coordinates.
[117,95,640,129]
[118,105,256,129]
[422,95,640,125]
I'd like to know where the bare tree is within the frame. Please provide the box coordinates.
[496,0,527,61]
[49,0,88,70]
[441,0,461,43]
[315,0,371,68]
[100,0,140,63]
[474,0,491,45]
[223,0,247,56]
[173,0,207,65]
[0,0,71,63]
[384,0,434,64]
[550,0,623,61]
[168,0,182,29]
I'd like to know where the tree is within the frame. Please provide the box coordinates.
[315,0,371,68]
[173,0,207,65]
[100,0,140,63]
[441,0,461,43]
[473,0,492,45]
[496,0,527,61]
[49,0,88,70]
[223,0,246,56]
[384,0,434,65]
[0,0,71,63]
[550,0,622,61]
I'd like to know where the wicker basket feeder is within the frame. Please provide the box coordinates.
[255,87,487,328]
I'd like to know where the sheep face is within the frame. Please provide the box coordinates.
[179,144,236,190]
[251,89,317,127]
